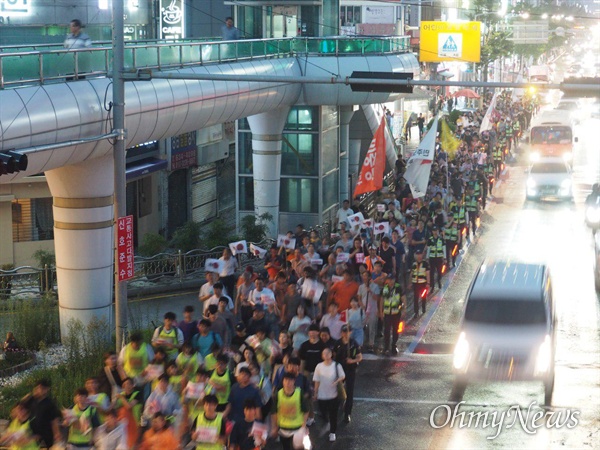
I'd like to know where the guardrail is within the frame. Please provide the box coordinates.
[0,36,410,88]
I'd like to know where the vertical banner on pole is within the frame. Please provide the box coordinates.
[117,216,135,282]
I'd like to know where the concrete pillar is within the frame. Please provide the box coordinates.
[247,108,289,238]
[45,155,114,338]
[339,106,357,203]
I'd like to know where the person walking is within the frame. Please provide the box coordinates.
[380,275,405,356]
[64,19,92,49]
[417,113,425,139]
[333,324,362,423]
[271,373,310,450]
[426,227,446,290]
[221,16,241,40]
[444,213,459,268]
[409,250,430,318]
[313,347,345,442]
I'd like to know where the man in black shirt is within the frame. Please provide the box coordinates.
[334,324,363,423]
[378,236,396,275]
[298,323,324,427]
[30,379,62,448]
[230,399,267,450]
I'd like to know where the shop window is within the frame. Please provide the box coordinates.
[322,171,339,211]
[238,176,255,211]
[280,178,318,213]
[11,198,54,243]
[282,134,319,176]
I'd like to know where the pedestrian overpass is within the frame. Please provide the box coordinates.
[0,36,419,334]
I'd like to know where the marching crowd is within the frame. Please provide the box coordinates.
[0,89,539,450]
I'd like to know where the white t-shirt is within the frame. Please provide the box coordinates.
[337,207,354,229]
[248,287,276,306]
[199,282,214,300]
[204,294,234,313]
[313,362,345,400]
[219,257,238,277]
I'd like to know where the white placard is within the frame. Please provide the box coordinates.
[336,253,350,263]
[250,243,267,258]
[377,204,386,212]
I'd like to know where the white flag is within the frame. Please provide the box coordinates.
[373,221,390,235]
[363,218,374,229]
[228,240,248,255]
[346,212,364,228]
[205,258,224,274]
[277,235,296,250]
[479,91,498,133]
[249,243,267,258]
[377,204,386,212]
[301,279,325,304]
[404,116,438,199]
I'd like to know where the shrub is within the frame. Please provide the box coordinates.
[4,294,60,351]
[170,221,203,252]
[203,218,234,249]
[240,213,273,243]
[0,317,113,419]
[137,233,169,257]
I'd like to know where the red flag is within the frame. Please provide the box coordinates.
[354,117,386,197]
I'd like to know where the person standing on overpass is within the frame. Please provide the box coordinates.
[64,19,92,49]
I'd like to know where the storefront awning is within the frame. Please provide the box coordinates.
[126,157,168,181]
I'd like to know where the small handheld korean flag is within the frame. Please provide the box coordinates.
[250,243,267,258]
[363,218,374,229]
[205,258,224,274]
[228,240,248,255]
[373,221,390,235]
[339,309,348,323]
[277,234,296,250]
[377,204,386,212]
[347,212,364,228]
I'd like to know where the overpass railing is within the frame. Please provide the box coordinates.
[0,36,410,88]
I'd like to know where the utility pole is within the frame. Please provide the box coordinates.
[113,0,128,350]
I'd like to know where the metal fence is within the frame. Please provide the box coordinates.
[0,221,335,298]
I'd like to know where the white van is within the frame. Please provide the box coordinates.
[452,261,556,405]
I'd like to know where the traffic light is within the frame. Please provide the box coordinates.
[0,151,28,176]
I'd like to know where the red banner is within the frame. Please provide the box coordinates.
[117,216,134,282]
[354,117,386,197]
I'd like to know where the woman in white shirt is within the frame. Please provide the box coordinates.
[313,347,345,442]
[288,304,312,350]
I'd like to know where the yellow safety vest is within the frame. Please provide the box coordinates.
[194,412,224,450]
[382,284,403,315]
[157,326,180,359]
[445,223,458,241]
[176,352,201,374]
[123,343,150,378]
[466,196,478,213]
[455,206,467,224]
[209,369,231,405]
[277,388,304,430]
[7,419,39,450]
[411,262,428,284]
[428,236,445,258]
[67,405,97,445]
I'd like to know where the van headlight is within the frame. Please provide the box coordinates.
[453,332,470,370]
[534,335,552,375]
[530,152,540,162]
